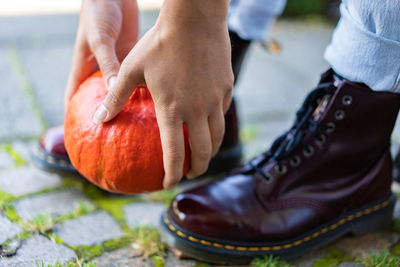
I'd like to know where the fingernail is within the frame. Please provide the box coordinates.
[108,76,117,90]
[93,105,109,124]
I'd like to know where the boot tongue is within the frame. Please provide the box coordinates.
[312,94,331,121]
[312,75,342,121]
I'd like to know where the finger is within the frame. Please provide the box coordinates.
[223,90,233,114]
[93,61,141,124]
[186,118,213,179]
[155,107,186,189]
[208,108,225,157]
[64,33,96,110]
[91,42,120,89]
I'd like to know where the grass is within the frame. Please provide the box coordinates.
[355,249,400,267]
[22,214,55,233]
[313,246,352,267]
[252,255,292,267]
[131,226,167,258]
[36,259,97,267]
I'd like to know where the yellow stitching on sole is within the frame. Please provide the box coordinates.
[188,236,199,242]
[163,196,393,252]
[176,231,187,238]
[200,240,212,245]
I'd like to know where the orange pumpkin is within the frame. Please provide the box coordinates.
[64,71,191,194]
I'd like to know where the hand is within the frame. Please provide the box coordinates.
[64,0,139,108]
[94,0,234,189]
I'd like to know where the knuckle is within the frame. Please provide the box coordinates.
[89,33,108,50]
[106,89,122,107]
[196,147,211,162]
[164,146,185,162]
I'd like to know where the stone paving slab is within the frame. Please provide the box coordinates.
[0,49,42,141]
[19,46,73,126]
[11,140,36,162]
[53,211,123,247]
[0,151,14,169]
[333,230,400,258]
[124,202,166,229]
[0,214,22,244]
[291,248,327,267]
[0,234,76,266]
[93,246,146,267]
[0,165,63,196]
[14,188,91,221]
[338,262,364,267]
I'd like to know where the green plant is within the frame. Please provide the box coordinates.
[356,249,400,267]
[36,259,97,267]
[252,255,292,267]
[23,214,54,233]
[131,226,167,258]
[313,246,352,267]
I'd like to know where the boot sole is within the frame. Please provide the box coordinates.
[31,145,77,172]
[160,193,395,265]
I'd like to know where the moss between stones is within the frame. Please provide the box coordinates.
[7,47,48,132]
[81,183,140,232]
[144,189,178,206]
[312,246,352,267]
[37,259,97,267]
[0,143,28,166]
[73,236,132,260]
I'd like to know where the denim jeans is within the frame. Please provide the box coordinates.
[229,0,400,91]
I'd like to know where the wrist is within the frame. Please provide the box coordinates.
[157,0,229,30]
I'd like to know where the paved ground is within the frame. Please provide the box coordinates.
[1,9,400,267]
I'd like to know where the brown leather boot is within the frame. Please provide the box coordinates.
[161,69,400,264]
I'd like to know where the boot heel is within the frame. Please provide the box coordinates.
[350,196,395,236]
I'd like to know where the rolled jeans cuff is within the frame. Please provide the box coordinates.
[324,4,400,91]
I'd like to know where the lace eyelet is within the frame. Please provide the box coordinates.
[274,164,287,175]
[342,95,353,105]
[335,110,345,120]
[303,146,314,157]
[290,156,301,167]
[261,176,272,184]
[316,134,326,146]
[326,122,336,133]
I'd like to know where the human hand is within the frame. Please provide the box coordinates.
[93,0,234,189]
[64,0,139,108]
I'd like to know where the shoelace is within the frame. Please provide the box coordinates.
[248,81,337,181]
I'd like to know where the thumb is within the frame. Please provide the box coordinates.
[93,61,142,124]
[92,42,120,89]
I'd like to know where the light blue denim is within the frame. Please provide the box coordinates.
[229,0,400,91]
[228,0,286,41]
[324,0,400,91]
